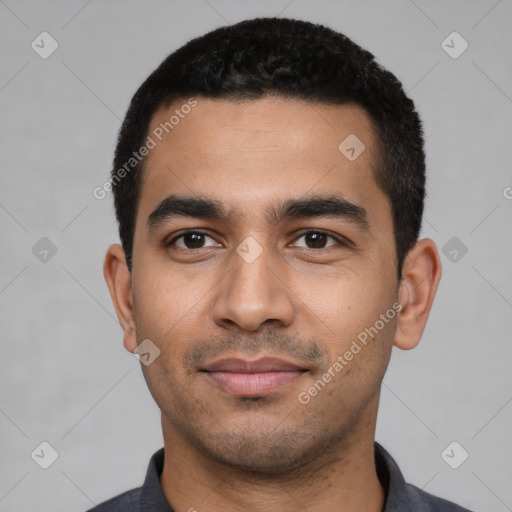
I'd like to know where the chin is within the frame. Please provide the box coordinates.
[193,421,335,476]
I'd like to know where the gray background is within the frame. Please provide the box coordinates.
[1,1,511,510]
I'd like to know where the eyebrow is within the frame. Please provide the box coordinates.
[147,194,370,232]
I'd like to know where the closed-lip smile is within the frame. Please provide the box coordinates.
[201,357,308,396]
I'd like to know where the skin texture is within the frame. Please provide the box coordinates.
[104,97,442,512]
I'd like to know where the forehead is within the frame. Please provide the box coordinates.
[137,96,391,230]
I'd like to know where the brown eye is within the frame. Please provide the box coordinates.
[170,231,219,249]
[292,230,340,249]
[305,232,329,248]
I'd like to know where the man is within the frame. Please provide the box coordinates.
[92,17,473,512]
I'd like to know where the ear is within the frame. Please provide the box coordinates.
[394,238,442,350]
[103,244,137,353]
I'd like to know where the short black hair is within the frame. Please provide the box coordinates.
[111,17,426,279]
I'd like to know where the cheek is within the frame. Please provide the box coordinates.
[294,268,366,322]
[132,262,214,346]
[306,270,395,355]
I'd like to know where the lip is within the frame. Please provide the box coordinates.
[201,357,307,396]
[202,357,305,373]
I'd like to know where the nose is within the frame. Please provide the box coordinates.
[212,243,295,333]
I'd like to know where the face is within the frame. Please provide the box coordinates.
[123,97,403,473]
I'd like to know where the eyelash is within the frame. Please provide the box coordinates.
[166,229,348,251]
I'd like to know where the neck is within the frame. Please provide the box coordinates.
[159,397,385,512]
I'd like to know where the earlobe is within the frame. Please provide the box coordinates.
[394,238,442,350]
[103,244,138,353]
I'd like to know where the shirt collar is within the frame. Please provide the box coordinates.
[374,441,425,511]
[138,442,416,511]
[139,447,173,512]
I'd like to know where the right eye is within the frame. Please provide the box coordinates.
[167,230,221,250]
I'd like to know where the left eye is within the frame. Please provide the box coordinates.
[292,230,340,249]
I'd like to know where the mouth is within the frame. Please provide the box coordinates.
[200,357,308,397]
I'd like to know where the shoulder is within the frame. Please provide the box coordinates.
[374,442,475,512]
[85,487,141,512]
[406,482,475,512]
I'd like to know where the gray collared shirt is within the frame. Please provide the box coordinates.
[86,442,474,511]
